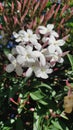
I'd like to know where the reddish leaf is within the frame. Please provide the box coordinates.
[39,15,44,24]
[44,4,56,25]
[39,0,48,14]
[21,0,30,23]
[32,17,37,28]
[32,1,40,16]
[13,16,19,25]
[60,4,69,17]
[32,0,37,6]
[0,24,3,30]
[11,1,14,14]
[17,1,21,11]
[54,4,60,18]
[22,0,28,11]
[3,15,8,23]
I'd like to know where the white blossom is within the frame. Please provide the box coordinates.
[26,62,53,79]
[6,54,23,76]
[6,24,66,79]
[38,24,59,37]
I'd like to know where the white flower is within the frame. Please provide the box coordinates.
[48,49,64,64]
[26,62,52,79]
[13,30,26,43]
[49,35,65,46]
[38,24,59,37]
[34,65,53,79]
[32,51,46,66]
[23,29,41,50]
[48,44,63,54]
[16,45,46,66]
[16,45,35,65]
[6,54,23,76]
[6,24,66,79]
[22,29,39,42]
[13,29,41,50]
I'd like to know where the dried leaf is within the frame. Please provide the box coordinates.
[64,94,73,113]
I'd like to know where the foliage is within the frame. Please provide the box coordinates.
[0,0,73,130]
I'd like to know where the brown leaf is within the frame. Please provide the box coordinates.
[64,95,73,113]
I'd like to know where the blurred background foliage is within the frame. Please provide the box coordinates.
[0,0,73,130]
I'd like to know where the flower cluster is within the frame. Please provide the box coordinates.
[6,24,65,79]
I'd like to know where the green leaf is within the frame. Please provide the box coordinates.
[67,54,73,70]
[38,99,48,105]
[51,120,63,130]
[33,111,42,130]
[38,83,52,90]
[3,48,10,56]
[60,113,68,120]
[30,90,45,101]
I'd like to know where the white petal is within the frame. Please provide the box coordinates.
[51,31,59,38]
[47,68,53,74]
[36,71,48,79]
[27,29,33,35]
[48,44,56,53]
[26,45,33,52]
[56,39,65,46]
[16,45,26,55]
[15,38,22,42]
[26,67,33,77]
[40,53,46,66]
[15,65,23,76]
[13,32,19,38]
[30,37,37,43]
[49,35,56,44]
[8,54,16,63]
[19,30,26,35]
[6,64,15,72]
[42,37,49,43]
[33,51,46,66]
[12,48,17,55]
[17,55,25,64]
[58,58,64,63]
[38,26,47,34]
[33,42,42,50]
[55,46,62,54]
[47,24,54,31]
